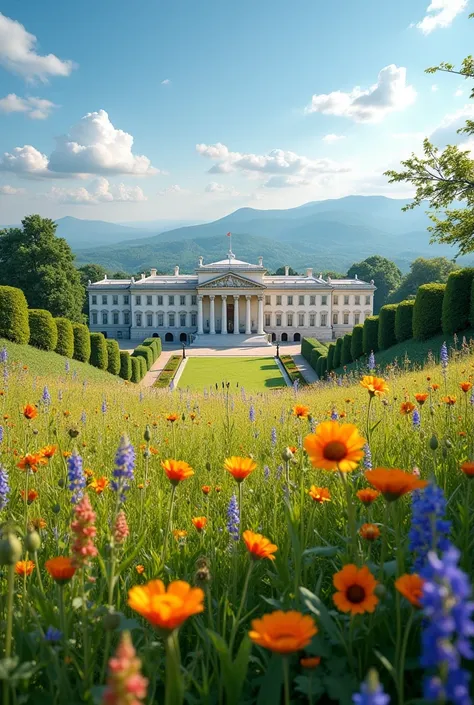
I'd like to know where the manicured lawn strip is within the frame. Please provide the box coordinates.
[153,355,183,388]
[177,356,286,391]
[280,354,307,386]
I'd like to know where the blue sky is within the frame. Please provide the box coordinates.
[0,0,472,224]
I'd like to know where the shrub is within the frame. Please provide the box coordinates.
[28,309,57,351]
[90,333,108,370]
[341,334,353,366]
[327,343,336,371]
[119,351,132,381]
[106,339,121,375]
[316,355,327,379]
[301,337,327,367]
[442,268,474,335]
[72,323,91,362]
[378,304,398,350]
[143,337,162,361]
[0,286,30,345]
[310,347,327,373]
[154,355,182,388]
[130,356,142,383]
[333,337,344,369]
[281,355,306,386]
[363,316,379,354]
[351,324,364,360]
[413,283,445,340]
[54,318,74,357]
[132,345,153,370]
[395,300,415,343]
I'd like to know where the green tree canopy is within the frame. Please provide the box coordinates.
[346,255,402,312]
[0,215,85,322]
[389,257,459,303]
[273,266,300,275]
[78,264,107,287]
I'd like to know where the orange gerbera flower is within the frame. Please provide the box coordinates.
[300,657,321,669]
[442,395,456,406]
[128,579,204,632]
[23,404,38,420]
[395,573,424,608]
[249,611,317,654]
[303,421,366,472]
[461,462,474,478]
[308,486,331,504]
[431,383,440,391]
[40,445,57,459]
[360,376,389,397]
[45,556,76,584]
[136,565,145,574]
[460,381,473,393]
[20,488,38,503]
[173,529,187,540]
[15,560,35,577]
[359,523,380,541]
[365,468,428,501]
[243,530,278,561]
[201,485,211,495]
[161,459,194,485]
[31,517,47,530]
[414,393,429,405]
[17,453,47,473]
[293,404,310,419]
[333,564,378,615]
[356,488,380,505]
[192,516,207,532]
[224,456,257,482]
[166,414,179,423]
[400,401,415,415]
[89,476,109,494]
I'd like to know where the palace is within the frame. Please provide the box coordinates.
[87,249,376,346]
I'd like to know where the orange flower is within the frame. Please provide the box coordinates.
[365,468,428,501]
[31,517,47,530]
[359,523,380,541]
[288,446,298,454]
[161,459,194,485]
[173,529,187,540]
[63,451,72,458]
[45,556,76,584]
[333,564,378,615]
[214,486,222,493]
[303,421,366,472]
[136,565,145,574]
[192,516,207,532]
[360,376,389,397]
[460,381,473,393]
[20,488,38,503]
[166,414,179,423]
[40,445,57,459]
[128,579,204,632]
[89,476,109,494]
[442,395,456,406]
[17,453,47,473]
[15,560,35,577]
[395,573,424,608]
[243,530,278,561]
[300,656,321,669]
[224,456,257,482]
[293,404,310,419]
[308,486,331,504]
[400,401,415,415]
[22,404,38,420]
[414,393,428,405]
[431,383,440,391]
[461,462,474,478]
[249,611,317,654]
[356,488,380,505]
[201,485,211,495]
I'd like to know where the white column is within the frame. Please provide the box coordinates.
[209,295,216,334]
[221,295,227,334]
[197,295,204,334]
[245,295,251,334]
[233,295,240,335]
[257,296,264,334]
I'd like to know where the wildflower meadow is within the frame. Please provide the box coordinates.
[1,340,474,705]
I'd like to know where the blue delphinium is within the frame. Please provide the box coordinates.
[331,408,339,420]
[0,425,3,443]
[363,444,373,470]
[111,435,135,502]
[0,346,7,363]
[271,427,277,448]
[249,404,256,422]
[226,494,240,541]
[412,409,421,428]
[42,386,51,406]
[409,483,451,572]
[353,670,390,705]
[440,341,448,371]
[67,451,86,505]
[101,399,107,414]
[45,626,63,643]
[65,360,70,373]
[264,465,270,481]
[0,464,10,511]
[368,351,375,371]
[276,464,283,480]
[81,410,87,424]
[420,545,474,705]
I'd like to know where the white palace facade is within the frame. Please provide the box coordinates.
[87,249,376,345]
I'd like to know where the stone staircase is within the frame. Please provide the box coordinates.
[190,333,272,348]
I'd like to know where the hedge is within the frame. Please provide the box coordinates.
[413,283,445,341]
[442,268,474,335]
[154,355,182,388]
[363,316,379,355]
[395,300,415,343]
[28,309,57,351]
[316,355,327,379]
[119,351,132,381]
[130,356,142,384]
[143,337,162,361]
[90,333,108,370]
[0,286,30,345]
[341,334,353,366]
[350,324,364,360]
[280,355,306,386]
[106,339,121,376]
[54,318,74,358]
[333,337,343,369]
[138,356,148,379]
[301,337,327,367]
[378,304,398,350]
[132,344,153,370]
[327,343,336,372]
[72,323,91,363]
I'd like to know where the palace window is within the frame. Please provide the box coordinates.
[310,295,315,305]
[135,295,141,305]
[124,312,130,325]
[354,313,360,325]
[113,313,119,325]
[344,313,349,325]
[123,295,129,305]
[265,295,271,305]
[333,295,339,305]
[321,295,327,305]
[299,295,304,305]
[91,312,98,325]
[147,314,153,327]
[113,295,118,305]
[169,296,175,306]
[333,313,338,325]
[309,314,315,327]
[287,313,293,326]
[91,295,97,305]
[180,296,186,306]
[299,313,305,327]
[169,313,175,327]
[157,295,163,305]
[102,312,108,325]
[157,313,164,326]
[191,313,197,327]
[180,313,186,327]
[365,295,371,305]
[117,331,123,339]
[136,313,142,327]
[146,296,152,306]
[287,295,293,305]
[265,314,271,327]
[102,295,107,305]
[355,295,360,305]
[344,295,350,305]
[276,314,282,327]
[321,313,327,327]
[276,295,282,305]
[191,295,197,305]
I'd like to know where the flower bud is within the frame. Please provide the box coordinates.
[281,447,294,462]
[52,503,61,514]
[68,427,80,439]
[58,478,65,488]
[444,438,452,449]
[205,461,211,472]
[194,565,211,587]
[0,532,22,565]
[374,584,387,600]
[429,434,438,451]
[143,448,151,459]
[103,610,121,631]
[24,530,41,553]
[144,425,151,442]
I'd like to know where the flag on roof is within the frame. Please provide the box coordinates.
[226,232,231,237]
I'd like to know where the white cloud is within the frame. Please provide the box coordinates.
[161,79,171,85]
[0,93,57,119]
[205,181,240,195]
[47,177,147,204]
[263,175,311,188]
[0,12,76,81]
[431,84,439,92]
[157,184,186,196]
[322,133,346,143]
[0,145,50,175]
[430,104,474,147]
[0,184,25,195]
[305,65,416,123]
[414,0,467,34]
[455,88,464,96]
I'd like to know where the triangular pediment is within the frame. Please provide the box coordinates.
[199,272,265,289]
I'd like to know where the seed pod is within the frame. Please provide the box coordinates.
[52,503,61,514]
[68,427,80,439]
[374,583,387,600]
[194,565,211,587]
[103,611,121,631]
[0,532,22,565]
[58,478,65,488]
[429,434,438,451]
[25,530,41,553]
[281,447,294,462]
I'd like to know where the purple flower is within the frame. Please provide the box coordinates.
[249,404,256,422]
[65,360,70,373]
[368,351,375,371]
[412,409,421,428]
[331,408,339,420]
[0,346,7,363]
[271,427,277,448]
[264,465,270,481]
[353,670,390,705]
[226,494,240,541]
[101,399,107,414]
[81,411,87,424]
[67,451,86,505]
[363,444,373,470]
[42,386,51,406]
[0,464,10,511]
[111,435,135,501]
[276,464,283,480]
[0,426,3,443]
[440,341,448,370]
[45,626,63,643]
[409,483,451,572]
[293,379,299,393]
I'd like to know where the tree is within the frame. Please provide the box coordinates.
[78,264,107,317]
[347,255,402,312]
[273,266,299,275]
[389,257,459,303]
[323,270,345,279]
[0,215,85,322]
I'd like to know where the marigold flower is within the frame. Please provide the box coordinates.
[161,459,194,485]
[20,488,38,503]
[460,381,473,393]
[128,579,204,632]
[249,610,317,654]
[15,560,35,576]
[359,523,380,541]
[40,445,57,458]
[431,383,440,391]
[414,393,428,405]
[214,486,222,493]
[300,656,321,669]
[395,573,424,608]
[166,414,179,423]
[17,453,47,473]
[333,564,378,615]
[365,467,428,501]
[136,564,145,574]
[400,401,415,415]
[460,462,474,478]
[90,476,109,494]
[308,486,331,504]
[243,530,278,561]
[201,485,211,495]
[45,556,76,584]
[303,421,366,472]
[31,517,47,530]
[224,456,257,482]
[103,630,148,705]
[356,488,380,505]
[293,404,310,419]
[192,516,207,532]
[173,529,187,540]
[22,404,38,420]
[442,395,456,406]
[360,376,389,397]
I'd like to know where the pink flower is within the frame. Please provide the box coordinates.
[71,494,98,569]
[103,631,148,705]
[412,466,421,478]
[114,511,129,544]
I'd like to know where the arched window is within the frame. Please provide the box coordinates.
[293,332,301,342]
[165,332,174,342]
[281,332,288,342]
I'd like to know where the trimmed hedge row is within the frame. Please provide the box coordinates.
[90,333,108,370]
[106,339,121,376]
[302,337,327,368]
[119,351,132,381]
[395,300,415,343]
[378,304,398,351]
[413,284,446,340]
[327,342,336,372]
[351,325,364,360]
[0,286,30,345]
[132,344,153,371]
[28,309,57,351]
[55,318,74,358]
[341,334,352,366]
[442,268,474,335]
[363,316,379,355]
[130,356,143,384]
[72,323,91,362]
[316,355,327,378]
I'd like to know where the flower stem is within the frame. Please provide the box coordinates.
[165,630,184,705]
[161,484,177,565]
[229,561,253,655]
[282,657,290,705]
[3,564,14,705]
[238,481,243,536]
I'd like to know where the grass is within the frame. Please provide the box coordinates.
[280,354,307,386]
[177,355,287,390]
[153,355,182,388]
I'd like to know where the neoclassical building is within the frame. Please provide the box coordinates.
[87,249,375,345]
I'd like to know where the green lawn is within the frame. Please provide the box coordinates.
[177,356,287,391]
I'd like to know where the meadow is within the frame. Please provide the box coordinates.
[0,336,473,705]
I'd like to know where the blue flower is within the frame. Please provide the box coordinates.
[249,405,256,422]
[271,427,277,448]
[111,435,135,501]
[367,351,375,371]
[264,465,270,481]
[331,408,339,420]
[0,346,7,363]
[412,409,421,428]
[353,670,390,705]
[41,386,51,406]
[226,494,240,541]
[363,444,373,470]
[0,426,3,443]
[67,451,86,505]
[45,626,63,643]
[101,399,107,414]
[0,464,10,511]
[81,410,87,424]
[65,360,70,373]
[440,341,448,370]
[409,483,451,572]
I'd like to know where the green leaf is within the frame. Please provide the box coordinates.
[303,546,339,558]
[256,654,283,705]
[300,587,341,645]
